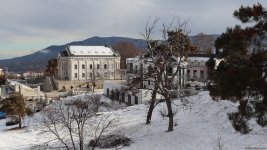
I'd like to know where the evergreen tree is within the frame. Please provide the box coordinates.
[45,58,58,76]
[208,3,267,133]
[1,93,32,128]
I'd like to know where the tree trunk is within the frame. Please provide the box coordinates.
[165,96,174,131]
[92,82,95,93]
[80,135,83,150]
[19,117,22,128]
[146,89,157,124]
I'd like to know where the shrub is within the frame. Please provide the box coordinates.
[89,134,131,148]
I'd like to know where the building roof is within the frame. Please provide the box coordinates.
[62,45,119,57]
[188,57,209,62]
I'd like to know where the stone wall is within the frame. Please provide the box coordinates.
[55,79,104,91]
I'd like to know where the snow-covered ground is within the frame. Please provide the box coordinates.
[0,91,266,150]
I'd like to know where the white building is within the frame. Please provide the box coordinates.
[187,54,209,82]
[103,80,163,105]
[126,56,188,89]
[102,55,188,105]
[57,45,121,81]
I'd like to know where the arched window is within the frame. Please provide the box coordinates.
[200,70,205,79]
[121,92,125,103]
[128,94,131,104]
[187,70,191,80]
[193,70,197,78]
[135,96,138,104]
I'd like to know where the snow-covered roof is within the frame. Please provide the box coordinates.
[66,45,118,56]
[126,56,140,62]
[188,57,209,62]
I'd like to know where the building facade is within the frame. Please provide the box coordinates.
[126,56,188,89]
[187,54,209,82]
[57,45,121,81]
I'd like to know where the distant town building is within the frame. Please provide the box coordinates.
[102,55,188,105]
[0,80,45,100]
[126,56,188,89]
[23,71,44,79]
[187,54,209,82]
[57,45,121,81]
[48,45,123,91]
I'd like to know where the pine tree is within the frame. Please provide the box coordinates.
[208,3,267,133]
[45,58,58,76]
[1,93,32,128]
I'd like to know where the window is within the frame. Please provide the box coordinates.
[82,64,85,69]
[200,70,205,79]
[90,73,93,77]
[128,94,131,104]
[97,64,100,69]
[104,72,107,77]
[193,70,197,78]
[74,73,78,78]
[187,70,190,74]
[104,64,107,69]
[97,72,100,77]
[187,70,191,80]
[74,64,77,69]
[82,73,85,77]
[128,63,133,72]
[121,92,125,102]
[135,96,138,104]
[90,64,92,69]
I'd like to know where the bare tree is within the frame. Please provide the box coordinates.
[129,18,193,131]
[112,42,141,69]
[36,94,126,150]
[191,32,214,54]
[90,115,118,150]
[37,94,101,150]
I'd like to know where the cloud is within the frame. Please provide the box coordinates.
[0,0,267,59]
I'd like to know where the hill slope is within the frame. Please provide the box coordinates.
[0,91,266,149]
[0,36,147,72]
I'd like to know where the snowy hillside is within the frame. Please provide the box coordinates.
[0,92,266,150]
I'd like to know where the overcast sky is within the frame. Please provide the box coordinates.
[0,0,266,59]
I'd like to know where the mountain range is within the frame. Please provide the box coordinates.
[0,36,147,72]
[0,35,219,73]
